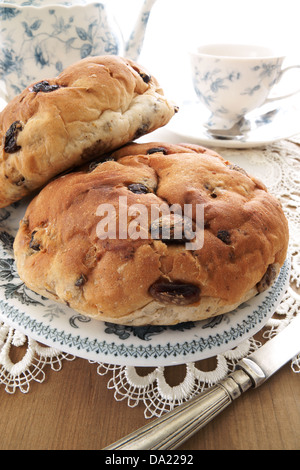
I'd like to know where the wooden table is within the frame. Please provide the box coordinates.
[0,351,299,450]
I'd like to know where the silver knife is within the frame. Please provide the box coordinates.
[103,314,300,450]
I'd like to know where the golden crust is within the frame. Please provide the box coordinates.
[13,142,289,325]
[0,56,176,208]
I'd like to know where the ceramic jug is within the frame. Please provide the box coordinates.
[0,0,157,100]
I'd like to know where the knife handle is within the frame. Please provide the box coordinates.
[103,369,252,450]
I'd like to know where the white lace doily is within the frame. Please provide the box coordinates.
[1,137,299,418]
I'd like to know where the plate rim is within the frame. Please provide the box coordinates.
[0,256,290,367]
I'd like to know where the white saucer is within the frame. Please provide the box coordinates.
[167,98,300,148]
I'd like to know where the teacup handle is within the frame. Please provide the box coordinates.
[264,65,300,103]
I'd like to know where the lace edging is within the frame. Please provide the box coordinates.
[0,324,75,394]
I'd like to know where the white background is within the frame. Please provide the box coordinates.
[111,0,300,103]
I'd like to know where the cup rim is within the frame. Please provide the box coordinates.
[190,43,286,60]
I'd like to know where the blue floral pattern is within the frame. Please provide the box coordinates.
[104,321,196,341]
[35,1,84,4]
[0,1,156,100]
[191,56,283,129]
[0,3,123,99]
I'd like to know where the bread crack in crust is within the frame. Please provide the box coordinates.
[13,142,289,326]
[0,55,176,208]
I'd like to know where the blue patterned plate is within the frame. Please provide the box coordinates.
[0,200,290,366]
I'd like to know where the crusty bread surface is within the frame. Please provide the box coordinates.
[13,142,289,325]
[0,55,176,208]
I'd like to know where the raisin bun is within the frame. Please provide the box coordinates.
[0,55,177,208]
[13,142,289,326]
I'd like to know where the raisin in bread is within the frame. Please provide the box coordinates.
[13,142,289,325]
[0,55,177,208]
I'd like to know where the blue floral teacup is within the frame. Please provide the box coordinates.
[0,1,123,101]
[190,44,300,130]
